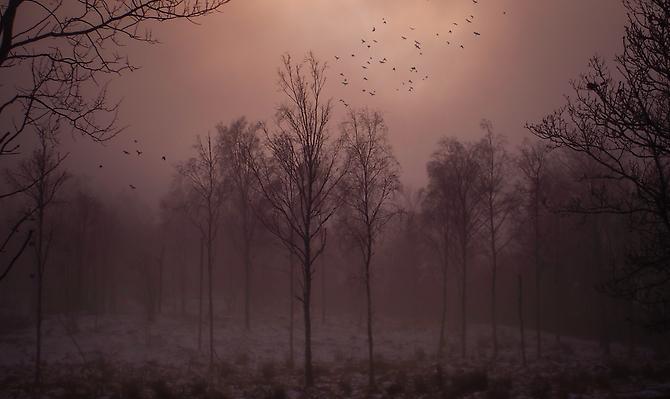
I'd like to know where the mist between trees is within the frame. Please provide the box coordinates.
[1,0,670,396]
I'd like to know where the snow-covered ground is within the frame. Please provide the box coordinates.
[1,312,669,398]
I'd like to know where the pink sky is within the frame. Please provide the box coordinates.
[61,0,627,211]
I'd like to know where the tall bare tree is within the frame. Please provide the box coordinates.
[217,118,262,331]
[479,120,516,359]
[421,183,453,362]
[340,108,400,387]
[178,133,225,371]
[5,121,68,389]
[517,138,552,359]
[428,138,484,358]
[250,53,346,387]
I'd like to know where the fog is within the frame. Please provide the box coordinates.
[2,0,670,398]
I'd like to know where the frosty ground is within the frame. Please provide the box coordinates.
[1,312,669,399]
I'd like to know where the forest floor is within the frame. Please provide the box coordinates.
[1,312,669,398]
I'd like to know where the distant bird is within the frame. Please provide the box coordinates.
[473,0,478,3]
[372,26,376,32]
[449,30,452,34]
[447,41,451,45]
[366,60,371,64]
[362,65,368,69]
[134,139,138,143]
[363,77,368,80]
[373,39,378,43]
[123,150,130,155]
[367,45,371,48]
[340,72,345,76]
[99,164,103,168]
[401,36,407,40]
[369,92,375,96]
[392,67,396,71]
[410,66,417,72]
[466,18,472,23]
[409,26,415,30]
[129,184,136,189]
[362,38,366,44]
[415,43,421,49]
[162,156,166,161]
[351,54,355,57]
[335,56,340,60]
[342,81,349,85]
[460,44,464,49]
[136,150,142,156]
[474,31,481,36]
[503,11,507,15]
[453,22,458,26]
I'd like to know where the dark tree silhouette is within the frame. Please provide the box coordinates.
[250,53,346,387]
[528,0,670,332]
[517,138,553,359]
[217,118,262,331]
[479,120,516,359]
[428,138,484,358]
[5,121,68,390]
[340,108,400,387]
[178,133,225,372]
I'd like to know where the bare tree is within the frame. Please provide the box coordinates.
[428,138,484,358]
[527,0,670,331]
[250,53,346,387]
[517,138,552,359]
[421,183,453,362]
[217,118,262,331]
[478,120,516,359]
[339,108,400,387]
[5,120,68,389]
[178,133,225,371]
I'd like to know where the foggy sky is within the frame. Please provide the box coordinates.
[59,0,627,213]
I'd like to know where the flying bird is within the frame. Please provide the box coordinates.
[98,164,103,168]
[335,56,340,60]
[474,31,481,36]
[129,184,136,190]
[162,156,166,161]
[401,36,407,40]
[136,150,142,156]
[372,26,376,32]
[123,150,130,155]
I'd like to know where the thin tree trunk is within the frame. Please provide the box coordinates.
[289,250,295,368]
[364,241,375,388]
[437,258,448,362]
[518,273,527,367]
[34,169,45,392]
[534,181,541,359]
[303,236,314,387]
[321,257,326,324]
[244,238,251,331]
[489,201,498,359]
[198,235,204,351]
[461,235,467,359]
[207,215,214,372]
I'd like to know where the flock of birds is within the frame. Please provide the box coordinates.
[107,0,509,191]
[333,0,508,108]
[97,138,167,190]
